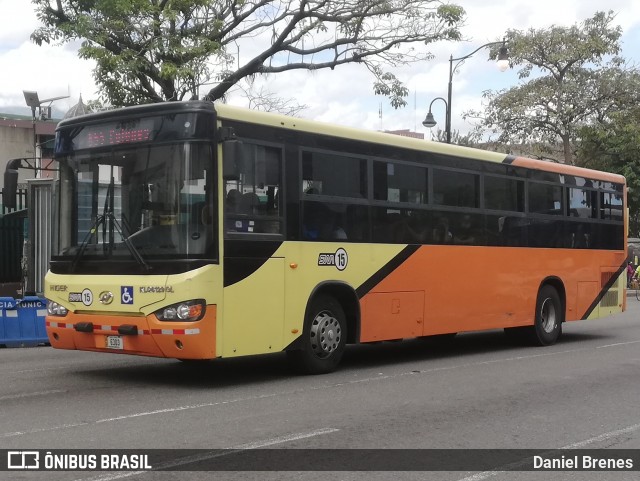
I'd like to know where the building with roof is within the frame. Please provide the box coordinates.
[0,96,92,194]
[383,129,425,140]
[0,114,57,191]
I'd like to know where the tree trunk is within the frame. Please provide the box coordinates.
[562,134,573,165]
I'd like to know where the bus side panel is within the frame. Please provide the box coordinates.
[360,291,425,342]
[584,269,626,320]
[221,257,285,357]
[357,245,625,338]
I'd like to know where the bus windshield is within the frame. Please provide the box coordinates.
[55,141,215,272]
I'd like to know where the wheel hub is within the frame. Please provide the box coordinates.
[540,298,557,333]
[310,311,342,358]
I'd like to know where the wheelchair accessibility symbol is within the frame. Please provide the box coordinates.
[121,286,134,305]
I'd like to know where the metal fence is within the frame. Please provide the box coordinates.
[1,188,28,215]
[0,189,28,286]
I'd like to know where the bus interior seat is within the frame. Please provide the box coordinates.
[240,192,262,215]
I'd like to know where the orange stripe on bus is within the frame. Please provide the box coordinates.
[509,157,625,184]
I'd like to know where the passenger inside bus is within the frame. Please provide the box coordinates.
[302,201,347,241]
[226,189,241,213]
[432,216,453,244]
[453,214,477,245]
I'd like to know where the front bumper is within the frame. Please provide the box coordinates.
[45,305,217,359]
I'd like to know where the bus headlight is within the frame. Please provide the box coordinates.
[155,299,206,322]
[47,301,69,317]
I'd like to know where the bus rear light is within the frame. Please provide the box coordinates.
[155,300,206,322]
[47,301,68,317]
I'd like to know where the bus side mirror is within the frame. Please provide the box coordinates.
[222,140,240,180]
[222,140,252,180]
[3,169,19,209]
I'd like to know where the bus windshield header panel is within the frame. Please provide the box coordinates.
[55,111,215,154]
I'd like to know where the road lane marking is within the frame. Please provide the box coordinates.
[94,392,281,423]
[1,392,286,438]
[0,389,65,401]
[398,347,590,377]
[8,366,71,374]
[72,428,340,481]
[234,427,339,449]
[2,422,90,438]
[455,422,640,481]
[596,340,640,349]
[562,422,640,448]
[1,357,164,375]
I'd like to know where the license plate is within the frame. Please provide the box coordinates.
[105,336,124,350]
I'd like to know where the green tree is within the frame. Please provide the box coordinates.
[467,11,640,164]
[241,85,308,117]
[578,107,640,236]
[32,0,464,108]
[429,127,481,147]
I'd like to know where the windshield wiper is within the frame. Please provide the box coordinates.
[70,211,106,273]
[71,173,152,273]
[108,210,152,272]
[102,173,115,257]
[71,211,152,273]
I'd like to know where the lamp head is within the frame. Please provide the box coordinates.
[422,112,437,128]
[23,90,40,108]
[497,42,509,72]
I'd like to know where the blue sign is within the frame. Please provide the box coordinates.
[121,286,134,305]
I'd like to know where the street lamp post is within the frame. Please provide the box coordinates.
[425,40,509,143]
[22,90,69,177]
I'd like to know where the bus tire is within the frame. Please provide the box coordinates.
[527,285,563,346]
[287,294,347,374]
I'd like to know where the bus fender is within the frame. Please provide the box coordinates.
[537,276,566,321]
[285,281,360,352]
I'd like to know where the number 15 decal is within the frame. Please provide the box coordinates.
[317,247,349,271]
[334,248,348,271]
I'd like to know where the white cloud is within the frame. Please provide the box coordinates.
[0,42,97,111]
[0,1,97,114]
[0,1,37,48]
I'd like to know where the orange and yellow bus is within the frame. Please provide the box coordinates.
[40,101,626,373]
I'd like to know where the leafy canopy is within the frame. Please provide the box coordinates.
[467,11,640,164]
[32,0,465,107]
[578,108,640,236]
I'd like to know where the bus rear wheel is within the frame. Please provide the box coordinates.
[527,285,563,346]
[288,294,347,374]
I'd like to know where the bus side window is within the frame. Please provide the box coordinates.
[224,144,282,235]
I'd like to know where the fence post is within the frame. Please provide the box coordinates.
[27,179,54,296]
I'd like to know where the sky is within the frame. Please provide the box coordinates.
[1,0,639,139]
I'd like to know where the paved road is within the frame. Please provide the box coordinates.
[1,301,639,481]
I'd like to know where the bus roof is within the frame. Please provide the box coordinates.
[55,100,624,186]
[214,103,505,163]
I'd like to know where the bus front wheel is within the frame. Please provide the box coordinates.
[528,285,563,346]
[288,294,347,374]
